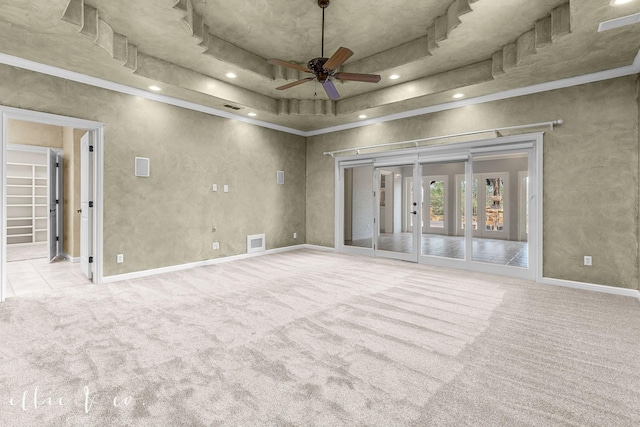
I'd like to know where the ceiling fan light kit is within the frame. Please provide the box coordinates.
[267,0,381,100]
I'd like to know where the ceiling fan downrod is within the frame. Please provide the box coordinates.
[318,0,330,58]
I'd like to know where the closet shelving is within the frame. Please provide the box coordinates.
[7,161,48,244]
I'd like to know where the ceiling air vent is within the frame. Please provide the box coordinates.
[223,104,242,110]
[598,13,640,32]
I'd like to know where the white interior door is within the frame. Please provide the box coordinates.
[47,149,60,262]
[80,133,93,279]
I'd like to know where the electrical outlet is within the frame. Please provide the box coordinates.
[117,254,124,263]
[584,256,592,266]
[223,185,229,193]
[212,184,217,192]
[293,232,297,239]
[212,242,220,250]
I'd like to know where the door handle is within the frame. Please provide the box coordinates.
[411,211,417,215]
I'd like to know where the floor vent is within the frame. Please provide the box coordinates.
[247,234,266,254]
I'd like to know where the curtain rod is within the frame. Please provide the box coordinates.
[323,119,563,157]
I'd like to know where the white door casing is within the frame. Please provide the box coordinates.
[374,163,420,263]
[47,148,61,262]
[80,133,93,279]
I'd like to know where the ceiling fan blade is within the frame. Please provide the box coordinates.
[267,59,312,73]
[323,47,353,71]
[334,72,381,83]
[321,78,340,100]
[275,77,315,90]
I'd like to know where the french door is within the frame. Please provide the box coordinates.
[337,134,540,280]
[457,172,510,240]
[373,163,419,262]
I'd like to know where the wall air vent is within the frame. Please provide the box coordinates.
[247,234,266,254]
[135,157,150,177]
[223,104,242,110]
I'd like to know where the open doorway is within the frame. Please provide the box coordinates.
[1,108,104,301]
[5,121,85,297]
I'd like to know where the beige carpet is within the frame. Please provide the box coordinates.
[0,249,639,426]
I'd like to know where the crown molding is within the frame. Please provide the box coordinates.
[0,50,638,139]
[305,49,640,137]
[0,52,306,137]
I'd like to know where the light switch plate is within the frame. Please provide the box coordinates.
[224,185,229,193]
[212,184,217,192]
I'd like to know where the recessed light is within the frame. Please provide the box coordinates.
[148,85,162,91]
[225,72,237,79]
[358,114,367,119]
[611,0,633,5]
[248,112,257,117]
[389,74,400,80]
[452,93,465,99]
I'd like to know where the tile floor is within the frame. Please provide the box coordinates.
[6,242,48,262]
[346,233,528,267]
[4,257,92,298]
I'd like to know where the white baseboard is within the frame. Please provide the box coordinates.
[540,276,640,301]
[300,244,337,252]
[62,253,80,263]
[102,244,309,283]
[102,244,640,302]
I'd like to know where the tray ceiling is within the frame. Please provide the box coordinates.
[0,0,639,132]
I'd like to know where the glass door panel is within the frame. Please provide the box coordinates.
[343,165,374,249]
[483,176,506,236]
[423,176,446,232]
[421,162,466,260]
[375,165,418,261]
[472,154,528,268]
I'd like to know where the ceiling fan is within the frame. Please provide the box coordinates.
[267,0,381,100]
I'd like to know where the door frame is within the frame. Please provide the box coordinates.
[47,148,63,262]
[0,106,105,302]
[373,162,420,263]
[334,133,543,281]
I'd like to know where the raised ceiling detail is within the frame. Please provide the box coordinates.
[60,0,572,120]
[62,0,138,71]
[338,3,572,114]
[278,99,336,116]
[344,0,479,75]
[172,0,273,80]
[492,3,570,76]
[7,0,628,131]
[61,0,277,115]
